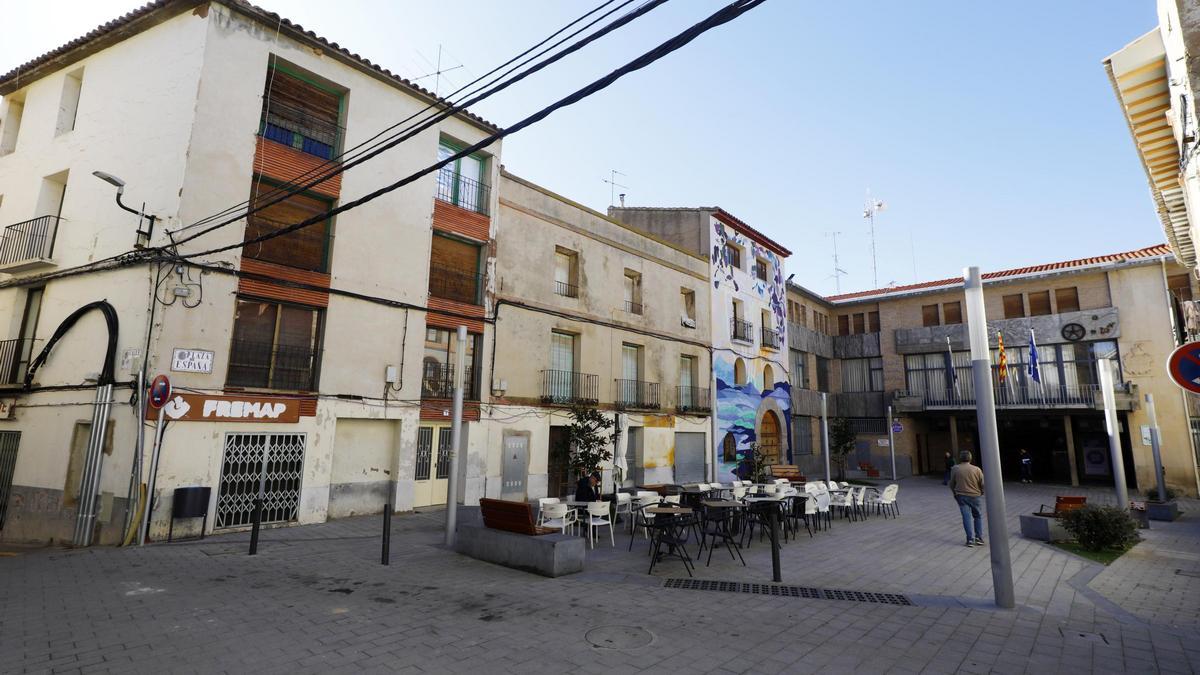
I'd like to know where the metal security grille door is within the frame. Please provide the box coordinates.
[674,432,705,483]
[413,425,450,507]
[0,431,19,529]
[216,433,305,529]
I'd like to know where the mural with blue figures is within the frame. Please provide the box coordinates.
[713,354,792,481]
[710,223,788,332]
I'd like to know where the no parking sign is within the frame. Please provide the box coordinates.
[1166,341,1200,394]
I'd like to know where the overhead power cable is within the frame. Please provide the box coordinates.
[169,0,658,242]
[167,0,767,261]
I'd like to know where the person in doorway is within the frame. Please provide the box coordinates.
[949,450,985,547]
[1018,448,1033,484]
[575,471,600,502]
[942,452,954,485]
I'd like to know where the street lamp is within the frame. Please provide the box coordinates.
[93,170,156,246]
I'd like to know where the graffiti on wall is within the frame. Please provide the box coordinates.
[713,354,792,480]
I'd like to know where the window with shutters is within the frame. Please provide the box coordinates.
[868,310,880,333]
[1003,294,1025,319]
[837,314,850,335]
[1028,291,1051,316]
[852,313,866,334]
[922,304,940,327]
[1055,287,1080,313]
[244,182,332,272]
[227,298,323,391]
[754,257,769,281]
[723,242,742,270]
[942,301,962,325]
[258,65,344,160]
[428,233,483,305]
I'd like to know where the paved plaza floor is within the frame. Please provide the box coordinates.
[2,477,1199,674]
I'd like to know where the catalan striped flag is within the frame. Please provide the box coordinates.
[997,331,1008,385]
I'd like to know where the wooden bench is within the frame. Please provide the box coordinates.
[479,498,555,535]
[1037,496,1087,518]
[768,465,805,481]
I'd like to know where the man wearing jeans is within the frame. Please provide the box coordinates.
[949,450,985,547]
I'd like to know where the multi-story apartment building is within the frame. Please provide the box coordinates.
[608,207,791,482]
[785,245,1200,498]
[1106,0,1200,275]
[0,1,501,544]
[490,173,714,498]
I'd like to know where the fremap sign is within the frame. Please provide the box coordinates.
[171,348,215,374]
[145,393,300,423]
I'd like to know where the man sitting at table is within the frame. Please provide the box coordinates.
[575,471,600,502]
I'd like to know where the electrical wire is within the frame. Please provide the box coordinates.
[166,0,766,262]
[169,0,647,240]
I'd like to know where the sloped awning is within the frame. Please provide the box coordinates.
[1105,29,1194,267]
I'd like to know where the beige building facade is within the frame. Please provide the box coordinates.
[785,245,1200,498]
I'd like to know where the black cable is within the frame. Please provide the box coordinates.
[170,0,650,240]
[168,0,766,261]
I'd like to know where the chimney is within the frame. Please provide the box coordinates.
[618,193,626,207]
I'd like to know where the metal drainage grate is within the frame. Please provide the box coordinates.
[663,578,912,606]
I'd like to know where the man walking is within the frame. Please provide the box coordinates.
[942,451,954,485]
[949,450,985,547]
[1018,448,1033,484]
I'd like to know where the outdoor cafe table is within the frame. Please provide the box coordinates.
[645,506,692,515]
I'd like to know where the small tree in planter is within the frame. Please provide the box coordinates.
[828,417,857,481]
[556,404,615,489]
[737,442,768,484]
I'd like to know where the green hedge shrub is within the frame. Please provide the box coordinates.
[1144,486,1178,501]
[1061,505,1139,552]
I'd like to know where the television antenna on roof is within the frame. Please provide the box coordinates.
[413,45,464,97]
[603,169,628,207]
[863,190,886,289]
[825,231,848,293]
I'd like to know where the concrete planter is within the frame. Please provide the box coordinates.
[1019,513,1070,542]
[1146,501,1180,522]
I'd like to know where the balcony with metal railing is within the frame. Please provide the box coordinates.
[421,362,477,400]
[540,370,599,406]
[731,318,754,343]
[259,100,344,160]
[226,339,322,391]
[555,280,579,298]
[761,326,781,350]
[0,216,61,272]
[892,382,1138,412]
[436,167,491,216]
[676,385,711,413]
[614,379,660,410]
[428,264,485,305]
[625,300,643,315]
[0,338,37,386]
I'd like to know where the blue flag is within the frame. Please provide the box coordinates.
[943,337,957,390]
[1027,330,1041,384]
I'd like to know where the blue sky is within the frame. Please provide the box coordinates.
[4,1,1160,295]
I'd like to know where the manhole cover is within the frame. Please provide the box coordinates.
[585,625,653,650]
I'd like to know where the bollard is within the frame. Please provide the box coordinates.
[248,497,263,556]
[382,501,392,566]
[767,507,781,582]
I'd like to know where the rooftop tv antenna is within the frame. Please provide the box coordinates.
[603,169,628,207]
[863,190,886,288]
[826,231,848,293]
[414,45,464,97]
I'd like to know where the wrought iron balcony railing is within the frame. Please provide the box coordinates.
[761,326,781,350]
[436,167,491,216]
[259,100,344,160]
[428,264,484,305]
[614,379,660,410]
[731,318,754,343]
[676,385,711,413]
[625,300,643,315]
[540,370,599,406]
[421,362,477,400]
[555,281,579,298]
[0,216,61,267]
[0,338,37,385]
[226,338,321,391]
[900,383,1114,409]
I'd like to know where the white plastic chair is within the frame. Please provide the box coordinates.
[537,497,560,525]
[586,502,614,548]
[853,484,868,520]
[826,480,840,492]
[829,486,854,521]
[815,490,832,529]
[763,483,778,495]
[732,486,748,500]
[540,502,576,535]
[614,492,633,524]
[868,484,899,518]
[664,495,682,505]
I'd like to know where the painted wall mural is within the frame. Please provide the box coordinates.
[708,216,791,479]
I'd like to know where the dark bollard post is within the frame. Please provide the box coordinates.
[382,501,392,565]
[248,497,263,556]
[767,507,781,582]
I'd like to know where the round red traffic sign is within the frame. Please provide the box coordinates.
[1166,341,1200,394]
[148,375,172,409]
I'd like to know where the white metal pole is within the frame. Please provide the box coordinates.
[821,392,831,483]
[444,325,467,547]
[1145,394,1168,501]
[1099,359,1129,509]
[887,405,897,481]
[964,266,1015,609]
[138,407,167,546]
[123,369,146,540]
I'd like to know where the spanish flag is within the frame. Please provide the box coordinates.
[997,331,1008,384]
